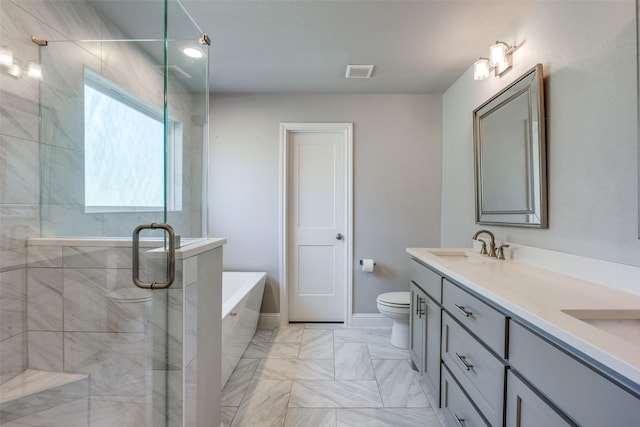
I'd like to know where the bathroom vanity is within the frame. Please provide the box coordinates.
[407,246,640,427]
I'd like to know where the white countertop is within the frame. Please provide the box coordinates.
[407,247,640,389]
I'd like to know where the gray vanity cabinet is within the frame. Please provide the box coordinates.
[441,366,489,427]
[423,292,442,393]
[440,279,508,427]
[409,260,443,402]
[509,321,640,426]
[409,253,640,427]
[442,312,505,427]
[409,281,426,373]
[505,370,574,427]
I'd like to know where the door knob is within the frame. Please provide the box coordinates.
[336,233,344,240]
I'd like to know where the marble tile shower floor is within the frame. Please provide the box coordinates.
[221,324,442,427]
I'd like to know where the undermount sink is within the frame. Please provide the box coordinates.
[428,249,498,263]
[562,309,640,343]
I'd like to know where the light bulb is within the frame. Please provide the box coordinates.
[0,47,13,66]
[7,63,21,78]
[183,47,203,59]
[26,61,42,80]
[473,58,490,81]
[490,42,508,68]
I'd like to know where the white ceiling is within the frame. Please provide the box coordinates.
[92,0,537,94]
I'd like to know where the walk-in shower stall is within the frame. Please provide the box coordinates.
[0,1,220,425]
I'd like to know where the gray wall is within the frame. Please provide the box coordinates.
[442,0,640,266]
[209,94,443,314]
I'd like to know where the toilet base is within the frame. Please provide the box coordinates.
[390,319,409,349]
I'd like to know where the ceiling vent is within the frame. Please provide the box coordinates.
[345,64,374,79]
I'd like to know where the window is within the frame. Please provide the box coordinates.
[83,68,182,213]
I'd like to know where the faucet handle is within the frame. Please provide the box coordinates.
[497,244,510,260]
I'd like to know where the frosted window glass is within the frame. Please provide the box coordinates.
[83,70,181,212]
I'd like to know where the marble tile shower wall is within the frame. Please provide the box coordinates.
[25,244,148,425]
[1,0,203,387]
[19,241,200,426]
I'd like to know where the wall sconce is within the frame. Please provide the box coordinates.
[473,40,516,80]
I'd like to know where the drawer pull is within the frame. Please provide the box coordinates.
[455,352,474,371]
[454,304,473,317]
[454,414,466,426]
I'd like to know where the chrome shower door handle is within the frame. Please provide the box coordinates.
[132,223,176,289]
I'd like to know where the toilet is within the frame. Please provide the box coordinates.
[376,291,410,349]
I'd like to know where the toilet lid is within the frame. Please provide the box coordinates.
[377,291,410,307]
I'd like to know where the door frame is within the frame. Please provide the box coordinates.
[279,122,353,327]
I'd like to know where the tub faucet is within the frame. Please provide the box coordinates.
[472,230,497,258]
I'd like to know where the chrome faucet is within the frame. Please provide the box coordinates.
[472,229,497,258]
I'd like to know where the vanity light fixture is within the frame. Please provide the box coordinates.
[473,40,516,80]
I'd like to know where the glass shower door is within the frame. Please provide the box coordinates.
[35,0,209,425]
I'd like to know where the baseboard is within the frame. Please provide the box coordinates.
[258,312,391,328]
[258,313,281,329]
[350,313,392,328]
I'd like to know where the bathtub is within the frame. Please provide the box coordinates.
[221,271,266,387]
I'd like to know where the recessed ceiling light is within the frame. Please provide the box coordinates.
[345,64,374,79]
[183,47,203,59]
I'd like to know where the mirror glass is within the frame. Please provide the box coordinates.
[474,64,547,227]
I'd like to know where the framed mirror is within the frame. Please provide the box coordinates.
[473,63,547,227]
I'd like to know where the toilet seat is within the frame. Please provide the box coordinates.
[377,292,410,308]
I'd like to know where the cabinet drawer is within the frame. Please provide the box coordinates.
[442,279,507,356]
[441,366,490,427]
[411,259,442,301]
[509,321,640,426]
[442,312,504,427]
[505,370,575,427]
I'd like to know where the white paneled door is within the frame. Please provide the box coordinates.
[286,124,351,322]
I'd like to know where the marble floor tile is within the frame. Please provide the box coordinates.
[269,325,304,343]
[298,329,334,359]
[302,323,345,329]
[336,408,441,427]
[367,342,411,360]
[225,325,441,427]
[254,358,334,380]
[285,408,336,427]
[289,381,383,408]
[333,328,392,344]
[242,341,300,359]
[222,359,259,407]
[373,359,429,408]
[231,379,291,427]
[251,329,274,343]
[334,342,375,380]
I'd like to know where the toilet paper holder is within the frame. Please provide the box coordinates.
[359,259,376,266]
